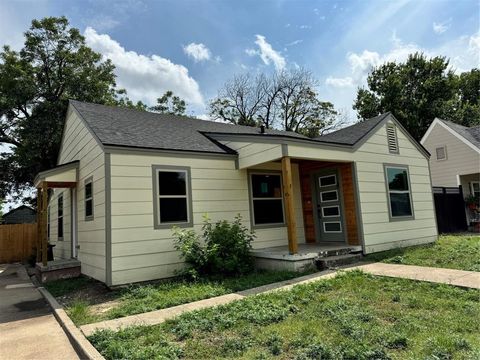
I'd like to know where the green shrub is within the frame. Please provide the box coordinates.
[173,215,255,278]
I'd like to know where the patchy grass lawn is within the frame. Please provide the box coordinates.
[89,271,480,360]
[45,270,313,326]
[365,234,480,271]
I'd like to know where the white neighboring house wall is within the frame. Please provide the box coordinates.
[421,119,480,187]
[49,107,107,283]
[108,152,305,285]
[288,119,438,253]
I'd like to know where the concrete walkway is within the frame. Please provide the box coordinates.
[0,264,79,360]
[354,262,480,289]
[80,263,479,336]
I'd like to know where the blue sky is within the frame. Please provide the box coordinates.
[1,0,479,121]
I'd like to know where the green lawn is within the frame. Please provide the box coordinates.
[45,270,313,326]
[89,271,480,360]
[365,234,480,271]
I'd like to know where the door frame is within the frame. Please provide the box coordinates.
[310,167,347,244]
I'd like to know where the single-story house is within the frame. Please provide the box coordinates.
[1,205,36,224]
[34,101,438,286]
[420,118,480,226]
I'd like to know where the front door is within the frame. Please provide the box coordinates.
[315,169,345,242]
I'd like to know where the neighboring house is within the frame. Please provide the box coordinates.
[421,118,480,225]
[1,205,36,224]
[34,101,437,286]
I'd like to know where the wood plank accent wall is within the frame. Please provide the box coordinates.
[298,161,359,245]
[0,223,38,263]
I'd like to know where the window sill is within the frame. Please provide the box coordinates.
[251,223,287,230]
[389,216,415,222]
[154,221,193,230]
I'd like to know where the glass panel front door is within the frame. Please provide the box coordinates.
[316,169,345,242]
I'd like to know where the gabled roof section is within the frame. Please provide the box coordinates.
[69,100,307,155]
[314,113,390,146]
[421,118,480,153]
[2,205,36,218]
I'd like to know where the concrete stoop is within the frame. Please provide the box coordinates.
[253,244,363,272]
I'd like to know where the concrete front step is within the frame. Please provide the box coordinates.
[315,253,363,270]
[317,247,360,258]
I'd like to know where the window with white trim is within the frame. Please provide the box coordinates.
[85,178,94,221]
[153,167,191,228]
[58,194,64,240]
[250,173,285,226]
[435,146,447,160]
[384,166,413,219]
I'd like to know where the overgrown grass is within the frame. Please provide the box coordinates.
[48,270,313,326]
[89,271,480,360]
[365,234,480,271]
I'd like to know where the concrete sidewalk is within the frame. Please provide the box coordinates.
[80,263,479,336]
[353,262,480,289]
[0,264,79,360]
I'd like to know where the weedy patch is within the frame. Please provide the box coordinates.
[88,271,480,359]
[365,234,480,271]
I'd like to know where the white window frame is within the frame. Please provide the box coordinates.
[322,205,340,218]
[384,164,415,221]
[435,145,447,161]
[84,177,94,221]
[323,221,342,233]
[248,171,286,228]
[320,190,338,203]
[319,174,337,188]
[152,165,192,229]
[471,181,480,197]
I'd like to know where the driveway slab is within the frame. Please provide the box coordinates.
[0,264,79,360]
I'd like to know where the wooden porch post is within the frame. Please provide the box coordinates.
[41,182,48,266]
[36,188,42,263]
[281,156,298,254]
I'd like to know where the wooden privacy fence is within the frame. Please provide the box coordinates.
[0,223,37,264]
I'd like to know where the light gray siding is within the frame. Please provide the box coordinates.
[422,122,480,187]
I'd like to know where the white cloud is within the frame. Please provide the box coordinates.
[325,76,355,88]
[285,39,303,47]
[84,27,203,107]
[433,21,449,34]
[299,25,312,29]
[251,35,286,70]
[183,42,212,62]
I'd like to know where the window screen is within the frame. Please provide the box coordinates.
[154,169,190,226]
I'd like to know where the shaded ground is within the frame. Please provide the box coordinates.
[89,271,480,360]
[365,234,480,271]
[45,269,314,326]
[0,264,79,360]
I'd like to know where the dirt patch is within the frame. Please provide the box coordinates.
[56,280,121,308]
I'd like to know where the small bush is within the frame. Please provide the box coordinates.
[173,215,255,278]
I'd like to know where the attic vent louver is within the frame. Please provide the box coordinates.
[386,123,399,154]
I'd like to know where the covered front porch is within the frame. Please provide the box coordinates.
[33,161,80,282]
[236,143,364,270]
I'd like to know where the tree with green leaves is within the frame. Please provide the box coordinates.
[150,90,187,115]
[353,52,480,141]
[209,69,343,137]
[0,16,139,202]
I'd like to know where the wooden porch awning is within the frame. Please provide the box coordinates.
[34,161,79,265]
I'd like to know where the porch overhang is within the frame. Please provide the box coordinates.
[34,161,79,188]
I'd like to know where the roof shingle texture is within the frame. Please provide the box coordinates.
[439,119,480,149]
[70,100,391,153]
[71,100,310,154]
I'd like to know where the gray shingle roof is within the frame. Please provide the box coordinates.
[315,113,390,145]
[70,100,308,154]
[438,119,480,149]
[70,100,393,154]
